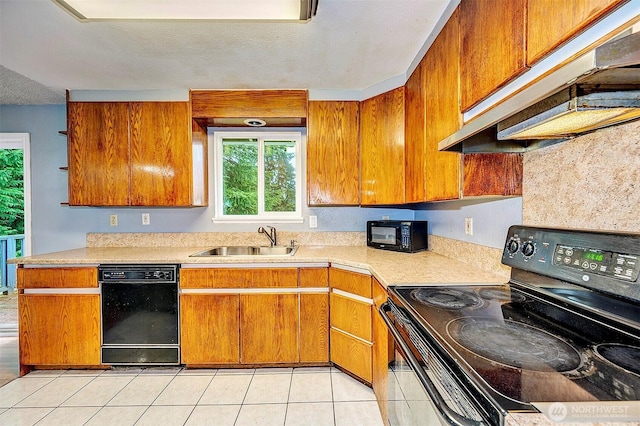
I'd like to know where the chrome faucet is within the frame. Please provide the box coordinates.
[258,225,277,246]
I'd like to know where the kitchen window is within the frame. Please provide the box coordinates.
[213,131,303,222]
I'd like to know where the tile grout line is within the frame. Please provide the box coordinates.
[133,368,184,425]
[181,369,217,426]
[233,369,256,426]
[81,370,138,426]
[282,370,295,426]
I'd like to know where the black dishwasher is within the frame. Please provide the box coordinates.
[99,265,180,365]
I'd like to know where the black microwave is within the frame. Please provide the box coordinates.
[367,220,428,253]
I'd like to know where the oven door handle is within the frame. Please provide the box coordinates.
[380,302,486,426]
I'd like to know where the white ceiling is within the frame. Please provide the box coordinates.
[0,0,453,105]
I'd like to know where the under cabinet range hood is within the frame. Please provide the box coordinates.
[497,31,640,141]
[440,21,640,153]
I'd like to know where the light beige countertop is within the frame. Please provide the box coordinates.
[11,245,506,287]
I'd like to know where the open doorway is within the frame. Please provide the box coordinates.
[0,133,31,293]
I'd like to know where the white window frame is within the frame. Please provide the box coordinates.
[212,131,303,223]
[0,133,32,256]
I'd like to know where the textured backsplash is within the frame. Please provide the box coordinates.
[523,120,640,232]
[87,231,366,247]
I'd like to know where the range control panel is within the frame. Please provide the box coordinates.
[553,245,638,281]
[502,226,640,302]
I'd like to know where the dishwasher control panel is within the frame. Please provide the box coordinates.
[98,265,178,283]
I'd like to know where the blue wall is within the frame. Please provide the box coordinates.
[414,197,522,249]
[0,104,521,254]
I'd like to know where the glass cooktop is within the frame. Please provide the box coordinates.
[390,284,640,410]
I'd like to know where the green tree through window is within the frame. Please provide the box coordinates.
[222,140,258,215]
[216,132,301,220]
[0,149,24,235]
[264,141,296,212]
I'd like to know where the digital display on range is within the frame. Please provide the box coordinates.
[553,245,639,281]
[583,252,604,262]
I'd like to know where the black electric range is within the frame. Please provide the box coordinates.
[384,226,640,425]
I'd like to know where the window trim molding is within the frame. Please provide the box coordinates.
[0,133,32,256]
[212,130,303,223]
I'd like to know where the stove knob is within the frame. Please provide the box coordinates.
[521,242,536,258]
[506,238,519,255]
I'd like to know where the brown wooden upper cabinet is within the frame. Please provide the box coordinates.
[67,101,207,207]
[404,59,428,203]
[307,101,360,206]
[422,6,463,202]
[527,0,627,65]
[360,87,406,205]
[460,0,528,112]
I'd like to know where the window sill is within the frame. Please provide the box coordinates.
[211,217,304,224]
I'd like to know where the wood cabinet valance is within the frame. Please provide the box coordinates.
[190,90,308,124]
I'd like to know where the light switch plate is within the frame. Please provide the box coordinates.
[309,215,318,228]
[142,213,150,225]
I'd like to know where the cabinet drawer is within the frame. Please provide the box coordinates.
[330,328,373,383]
[330,292,372,342]
[180,268,298,289]
[329,268,371,298]
[17,267,98,289]
[299,268,329,288]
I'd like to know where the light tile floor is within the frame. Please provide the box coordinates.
[0,367,384,426]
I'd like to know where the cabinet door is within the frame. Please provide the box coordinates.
[19,294,101,366]
[424,7,462,201]
[527,0,625,65]
[372,304,389,423]
[299,268,329,362]
[404,60,427,203]
[129,102,193,206]
[300,293,329,363]
[360,87,405,205]
[460,0,527,111]
[180,294,240,364]
[240,293,299,364]
[462,153,523,197]
[307,101,360,205]
[67,102,130,206]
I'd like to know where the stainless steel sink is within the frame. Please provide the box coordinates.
[189,245,297,257]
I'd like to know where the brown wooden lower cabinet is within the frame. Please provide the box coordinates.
[180,294,240,364]
[329,266,374,383]
[180,267,329,366]
[19,294,101,366]
[240,293,299,364]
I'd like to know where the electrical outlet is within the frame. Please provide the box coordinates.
[382,215,390,220]
[465,217,473,235]
[109,214,118,226]
[309,215,318,228]
[142,213,150,225]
